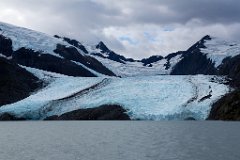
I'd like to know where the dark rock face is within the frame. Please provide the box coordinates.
[96,41,110,53]
[95,41,135,64]
[54,44,87,62]
[54,44,115,76]
[165,51,184,60]
[171,51,217,75]
[207,90,240,121]
[218,55,240,88]
[54,35,61,39]
[45,105,130,120]
[171,36,217,75]
[0,57,41,106]
[184,117,196,121]
[139,51,184,69]
[140,55,163,66]
[107,51,135,63]
[13,47,96,77]
[187,35,211,52]
[62,37,89,54]
[0,35,13,57]
[0,113,26,121]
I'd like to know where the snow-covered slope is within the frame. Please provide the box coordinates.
[83,41,183,77]
[0,22,70,57]
[1,21,181,77]
[92,55,182,77]
[201,37,240,67]
[0,67,229,120]
[0,22,115,77]
[58,37,184,77]
[84,36,240,77]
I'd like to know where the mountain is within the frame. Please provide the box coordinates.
[53,35,184,77]
[171,35,240,87]
[0,22,115,77]
[171,35,217,75]
[0,21,240,120]
[1,22,240,79]
[90,42,183,77]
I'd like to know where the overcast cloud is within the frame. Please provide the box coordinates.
[0,0,239,59]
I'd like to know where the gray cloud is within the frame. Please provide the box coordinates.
[0,0,239,59]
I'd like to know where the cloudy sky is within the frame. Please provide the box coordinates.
[0,0,240,59]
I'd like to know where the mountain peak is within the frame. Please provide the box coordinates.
[201,35,212,41]
[186,35,212,53]
[96,41,110,53]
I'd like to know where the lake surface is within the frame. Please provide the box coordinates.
[0,121,239,160]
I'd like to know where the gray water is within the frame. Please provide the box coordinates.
[0,122,239,160]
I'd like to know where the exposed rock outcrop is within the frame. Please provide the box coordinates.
[62,36,89,54]
[0,57,41,106]
[0,33,115,77]
[95,41,135,64]
[218,55,240,88]
[140,55,163,66]
[0,113,26,121]
[13,47,96,77]
[0,34,13,57]
[54,44,116,76]
[45,105,130,120]
[207,90,240,121]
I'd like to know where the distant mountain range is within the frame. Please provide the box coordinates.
[1,22,239,79]
[0,22,240,120]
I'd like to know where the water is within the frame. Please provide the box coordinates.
[0,121,239,160]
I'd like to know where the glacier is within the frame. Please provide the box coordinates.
[0,67,230,120]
